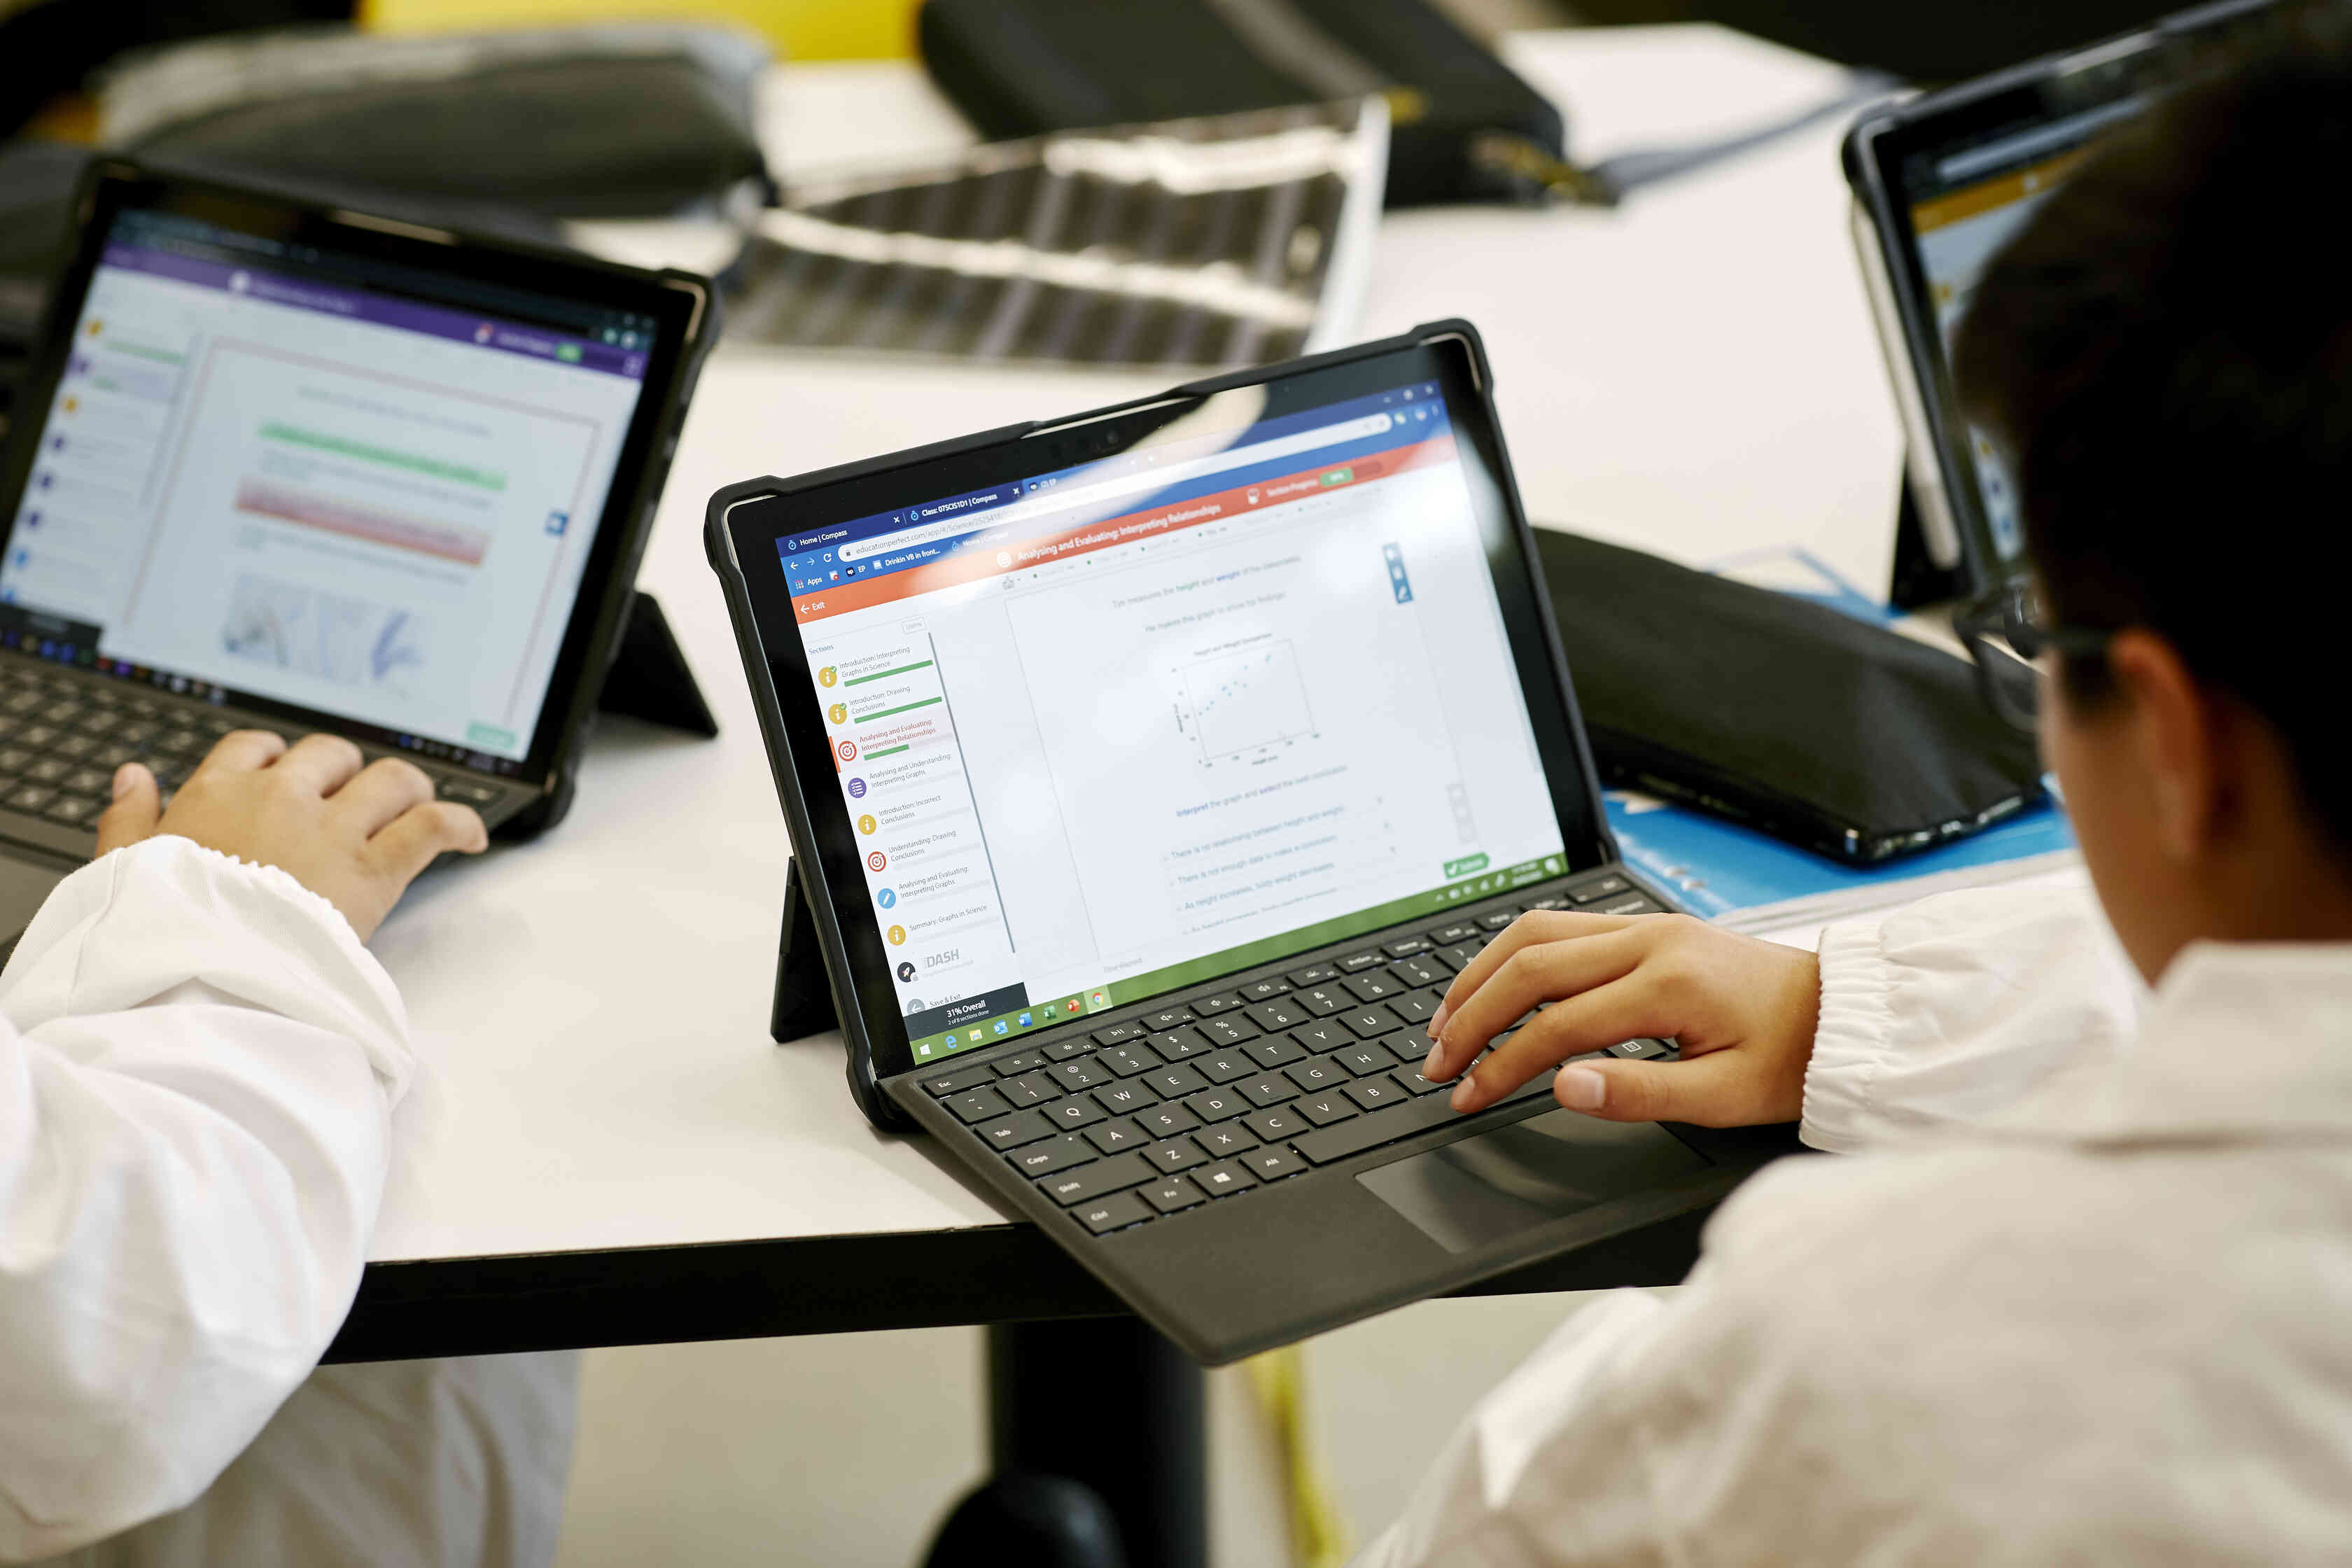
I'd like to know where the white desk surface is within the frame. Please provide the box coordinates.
[367,26,1910,1266]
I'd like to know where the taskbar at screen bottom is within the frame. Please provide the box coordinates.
[907,853,1567,1064]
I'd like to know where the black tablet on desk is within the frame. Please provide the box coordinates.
[1843,0,2272,595]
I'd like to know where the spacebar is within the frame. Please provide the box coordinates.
[1294,1074,1554,1166]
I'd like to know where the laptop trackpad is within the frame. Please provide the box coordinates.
[1358,1109,1712,1255]
[0,855,66,948]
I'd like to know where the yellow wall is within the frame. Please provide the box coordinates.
[359,0,920,59]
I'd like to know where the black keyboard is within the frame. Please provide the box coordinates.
[0,657,512,847]
[917,874,1675,1238]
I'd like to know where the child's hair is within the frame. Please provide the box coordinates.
[1955,0,2352,856]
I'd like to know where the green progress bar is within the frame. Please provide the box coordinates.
[844,659,933,686]
[855,697,941,723]
[865,744,911,758]
[258,422,507,491]
[108,342,186,365]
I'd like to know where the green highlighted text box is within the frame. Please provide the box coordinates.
[844,659,934,687]
[260,421,506,492]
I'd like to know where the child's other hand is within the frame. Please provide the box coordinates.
[92,731,489,941]
[1421,912,1821,1128]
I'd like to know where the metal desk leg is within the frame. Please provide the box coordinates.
[925,1317,1208,1568]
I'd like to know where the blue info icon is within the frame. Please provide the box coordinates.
[876,888,897,909]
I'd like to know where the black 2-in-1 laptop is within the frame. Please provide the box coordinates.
[0,162,712,942]
[708,321,1783,1363]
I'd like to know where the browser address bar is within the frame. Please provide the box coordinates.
[839,410,1396,561]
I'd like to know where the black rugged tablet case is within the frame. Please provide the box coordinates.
[1536,529,2046,864]
[916,0,1570,206]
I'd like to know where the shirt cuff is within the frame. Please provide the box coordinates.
[1800,916,1896,1154]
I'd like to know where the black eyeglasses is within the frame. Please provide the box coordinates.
[1952,577,2114,732]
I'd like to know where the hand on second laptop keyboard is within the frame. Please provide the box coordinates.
[1421,910,1820,1128]
[96,732,489,941]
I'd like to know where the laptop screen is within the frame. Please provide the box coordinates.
[776,377,1567,1062]
[0,206,658,776]
[1894,101,2141,567]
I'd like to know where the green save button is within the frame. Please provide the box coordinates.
[1443,853,1490,878]
[1320,468,1354,486]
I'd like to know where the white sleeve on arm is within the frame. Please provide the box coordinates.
[1801,874,2143,1153]
[0,836,411,1561]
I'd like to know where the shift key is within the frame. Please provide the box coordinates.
[1038,1151,1155,1207]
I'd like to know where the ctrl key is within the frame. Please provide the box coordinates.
[1075,1191,1153,1236]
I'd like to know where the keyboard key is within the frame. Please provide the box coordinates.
[1075,1192,1153,1234]
[1040,1152,1154,1206]
[1392,1065,1449,1096]
[1044,1037,1093,1060]
[25,757,68,784]
[1284,1021,1348,1055]
[1283,1058,1345,1092]
[1294,985,1352,1016]
[1387,993,1438,1026]
[1338,951,1384,972]
[1143,1137,1208,1173]
[1241,1105,1306,1142]
[1098,1044,1160,1077]
[1000,1071,1063,1107]
[1294,1074,1554,1165]
[1382,937,1429,958]
[1608,1037,1676,1059]
[1084,1117,1148,1154]
[1141,1175,1207,1214]
[1343,1077,1408,1112]
[1050,1059,1108,1091]
[1390,955,1446,989]
[1340,1008,1401,1039]
[1296,1093,1357,1126]
[1047,1098,1107,1130]
[975,1108,1056,1150]
[1008,1135,1097,1177]
[1572,875,1631,904]
[66,766,113,797]
[1595,896,1666,916]
[1437,942,1484,970]
[1342,971,1401,1002]
[1240,979,1290,1001]
[1091,1082,1157,1116]
[1196,1015,1259,1046]
[1240,1145,1306,1182]
[437,777,503,806]
[1194,1122,1259,1158]
[1091,1022,1147,1046]
[1285,962,1340,986]
[1142,1007,1197,1030]
[1136,1102,1201,1140]
[43,797,98,826]
[1527,894,1569,911]
[1426,921,1480,946]
[944,1087,1011,1123]
[1184,1088,1250,1123]
[1244,998,1308,1032]
[0,748,26,776]
[1334,1043,1396,1076]
[1194,1159,1259,1198]
[1478,911,1520,931]
[1149,1028,1210,1060]
[1237,1073,1297,1108]
[1245,1035,1306,1068]
[923,1063,998,1097]
[993,1050,1047,1077]
[1144,1063,1208,1098]
[1192,992,1246,1015]
[1198,1051,1256,1084]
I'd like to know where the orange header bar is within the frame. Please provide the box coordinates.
[792,434,1460,624]
[1911,147,2090,234]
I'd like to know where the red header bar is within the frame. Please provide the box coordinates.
[791,434,1459,624]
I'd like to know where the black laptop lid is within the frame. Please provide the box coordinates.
[0,163,710,792]
[712,324,1616,1086]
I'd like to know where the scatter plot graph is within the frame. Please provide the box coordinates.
[1178,641,1317,762]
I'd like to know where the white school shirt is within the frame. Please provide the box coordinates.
[0,838,573,1567]
[1359,878,2352,1565]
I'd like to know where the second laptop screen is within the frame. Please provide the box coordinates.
[780,379,1566,1063]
